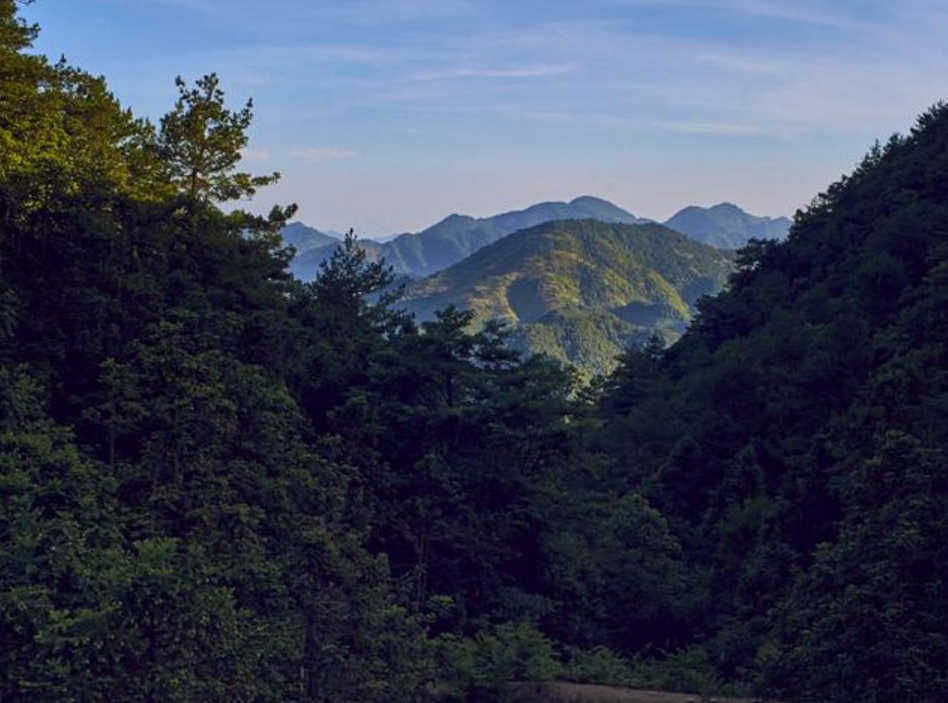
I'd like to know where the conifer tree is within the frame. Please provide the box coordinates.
[158,73,279,203]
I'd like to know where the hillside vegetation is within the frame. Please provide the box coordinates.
[284,200,787,282]
[2,5,947,702]
[402,220,733,375]
[590,105,948,702]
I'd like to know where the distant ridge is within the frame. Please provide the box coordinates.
[283,197,788,281]
[282,196,646,280]
[280,222,339,252]
[663,202,791,249]
[384,195,647,277]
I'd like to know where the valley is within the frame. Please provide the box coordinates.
[3,2,946,702]
[283,200,786,374]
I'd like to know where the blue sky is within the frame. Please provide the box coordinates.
[25,0,948,236]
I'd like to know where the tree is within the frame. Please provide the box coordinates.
[1,5,434,700]
[768,432,948,703]
[0,1,35,51]
[158,73,278,203]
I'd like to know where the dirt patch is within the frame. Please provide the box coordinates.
[509,681,785,703]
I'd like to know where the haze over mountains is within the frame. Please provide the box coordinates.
[665,202,792,249]
[282,197,789,282]
[280,221,338,251]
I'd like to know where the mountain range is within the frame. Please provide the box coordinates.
[382,195,648,277]
[282,198,788,374]
[282,197,789,281]
[401,219,733,376]
[283,196,646,281]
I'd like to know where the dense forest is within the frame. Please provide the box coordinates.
[2,3,947,702]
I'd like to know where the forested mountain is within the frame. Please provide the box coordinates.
[283,199,789,281]
[281,223,344,279]
[664,202,791,248]
[2,4,948,702]
[385,195,647,276]
[590,105,948,702]
[287,233,385,280]
[284,195,645,279]
[401,220,732,376]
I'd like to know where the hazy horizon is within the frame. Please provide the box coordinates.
[287,195,791,240]
[26,0,948,237]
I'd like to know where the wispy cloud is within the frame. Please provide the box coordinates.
[410,63,578,81]
[654,120,765,136]
[291,147,358,162]
[711,0,866,31]
[139,0,221,15]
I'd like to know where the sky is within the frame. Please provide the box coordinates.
[24,0,948,236]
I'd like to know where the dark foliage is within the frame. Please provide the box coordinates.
[591,103,948,701]
[2,4,947,702]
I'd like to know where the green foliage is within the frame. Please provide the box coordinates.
[158,73,279,203]
[0,9,429,700]
[562,646,636,687]
[766,431,948,703]
[4,5,948,703]
[626,647,724,695]
[401,219,732,376]
[587,101,948,701]
[541,491,693,652]
[434,622,560,701]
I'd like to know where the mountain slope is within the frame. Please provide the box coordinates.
[402,219,732,375]
[280,221,340,252]
[664,202,791,249]
[384,195,646,277]
[283,196,646,281]
[591,104,948,702]
[287,237,386,281]
[282,198,791,281]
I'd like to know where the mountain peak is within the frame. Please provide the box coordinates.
[664,203,791,249]
[380,196,645,277]
[401,218,733,376]
[280,221,339,254]
[570,195,614,206]
[709,201,745,213]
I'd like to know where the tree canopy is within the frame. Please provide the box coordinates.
[2,3,948,702]
[158,73,279,203]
